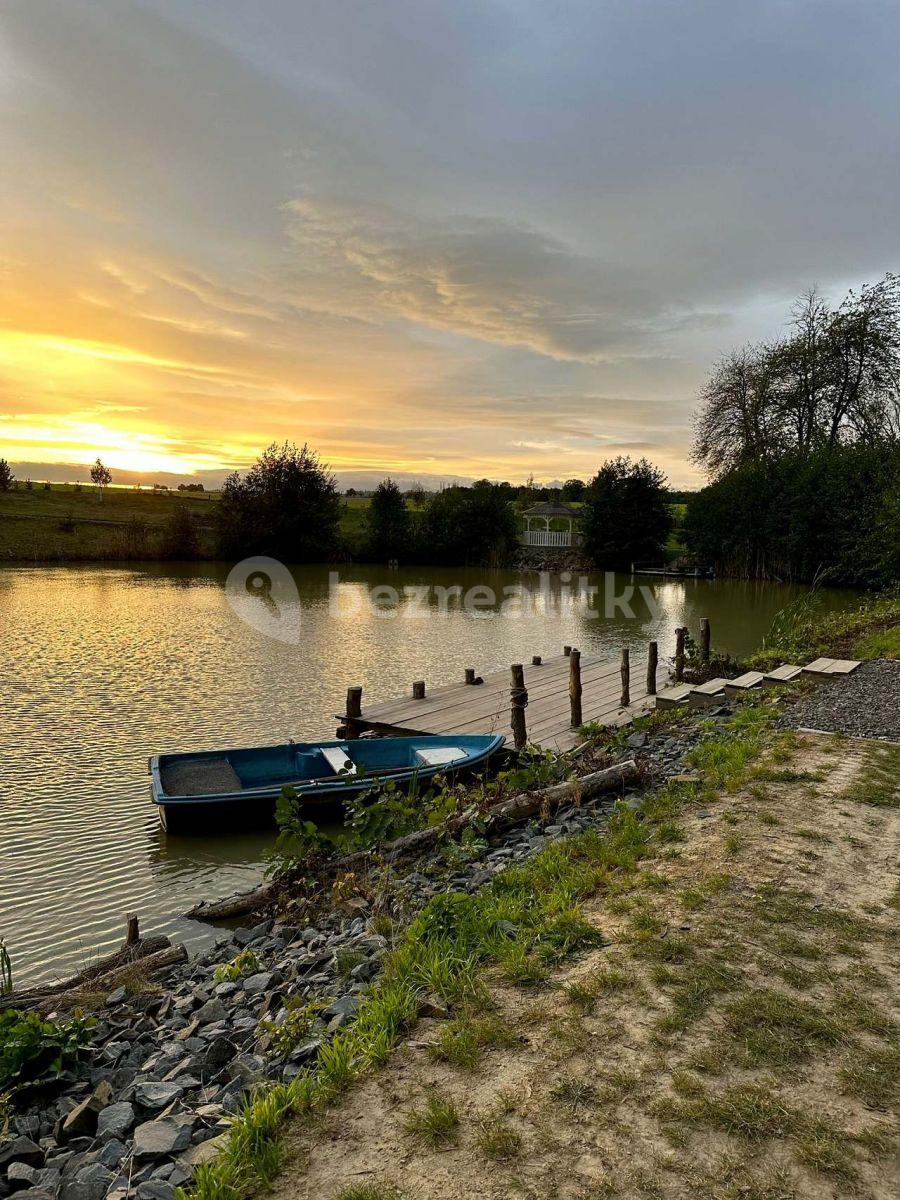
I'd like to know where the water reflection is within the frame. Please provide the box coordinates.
[0,561,859,982]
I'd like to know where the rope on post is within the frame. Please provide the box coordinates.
[510,663,529,749]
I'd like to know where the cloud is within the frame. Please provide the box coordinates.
[283,197,682,361]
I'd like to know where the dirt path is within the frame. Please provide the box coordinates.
[270,733,900,1200]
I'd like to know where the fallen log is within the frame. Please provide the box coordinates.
[183,882,278,922]
[182,759,640,923]
[3,939,184,1014]
[331,759,639,875]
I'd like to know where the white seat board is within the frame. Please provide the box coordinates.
[321,746,356,775]
[416,746,465,766]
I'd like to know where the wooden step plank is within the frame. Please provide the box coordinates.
[655,684,692,709]
[802,657,836,675]
[724,671,765,695]
[762,664,803,684]
[822,659,861,675]
[689,678,728,708]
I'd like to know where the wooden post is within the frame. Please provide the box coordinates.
[569,648,582,728]
[412,680,426,699]
[510,664,528,750]
[464,668,476,685]
[563,645,572,657]
[647,641,658,695]
[125,914,140,947]
[532,655,542,666]
[620,648,630,708]
[345,686,362,740]
[700,618,711,664]
[675,628,686,682]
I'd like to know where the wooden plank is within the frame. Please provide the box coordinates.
[762,664,803,684]
[822,659,861,675]
[688,678,728,709]
[656,683,691,709]
[724,671,765,695]
[802,657,837,675]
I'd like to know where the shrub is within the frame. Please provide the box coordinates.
[581,457,673,569]
[0,1009,95,1091]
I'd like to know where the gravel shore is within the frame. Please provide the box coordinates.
[778,659,900,742]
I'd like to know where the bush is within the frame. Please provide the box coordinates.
[0,1009,95,1091]
[158,504,200,559]
[216,442,341,562]
[365,479,410,561]
[581,457,673,569]
[418,482,517,566]
[0,459,13,491]
[684,445,900,586]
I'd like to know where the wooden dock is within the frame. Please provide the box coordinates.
[339,648,657,753]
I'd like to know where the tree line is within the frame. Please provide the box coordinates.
[686,274,900,586]
[215,442,674,568]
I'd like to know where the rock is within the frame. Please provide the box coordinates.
[226,1054,265,1088]
[626,731,648,748]
[6,1162,41,1188]
[59,1081,113,1141]
[349,959,379,982]
[134,1081,183,1110]
[136,1182,176,1200]
[199,1036,235,1077]
[322,994,359,1019]
[95,1102,135,1142]
[0,1139,43,1170]
[105,988,127,1006]
[242,972,280,995]
[133,1119,192,1161]
[10,1191,55,1200]
[98,1140,128,1171]
[417,994,450,1020]
[61,1163,116,1200]
[178,1134,229,1171]
[194,997,227,1025]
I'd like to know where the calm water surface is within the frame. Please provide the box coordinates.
[0,562,860,982]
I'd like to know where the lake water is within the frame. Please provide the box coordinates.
[0,562,859,983]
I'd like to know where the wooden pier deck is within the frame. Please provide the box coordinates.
[342,650,657,753]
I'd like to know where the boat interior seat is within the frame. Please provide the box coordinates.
[320,745,358,776]
[415,746,464,767]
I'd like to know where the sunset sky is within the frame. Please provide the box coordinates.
[3,1,899,489]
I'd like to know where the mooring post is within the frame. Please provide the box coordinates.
[532,654,542,666]
[700,617,711,664]
[620,647,630,708]
[563,645,572,657]
[569,648,583,728]
[647,641,658,695]
[125,913,139,946]
[675,627,686,682]
[412,680,426,699]
[464,668,476,685]
[510,663,528,749]
[345,686,362,739]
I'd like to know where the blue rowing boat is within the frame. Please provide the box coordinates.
[149,733,505,832]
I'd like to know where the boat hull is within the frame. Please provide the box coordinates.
[150,733,505,834]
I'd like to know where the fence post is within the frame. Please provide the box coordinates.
[700,618,711,664]
[412,680,426,699]
[569,648,582,728]
[675,628,686,682]
[620,648,630,708]
[532,655,542,666]
[510,664,528,749]
[125,914,140,946]
[563,645,572,657]
[345,686,363,739]
[647,641,658,695]
[464,668,476,685]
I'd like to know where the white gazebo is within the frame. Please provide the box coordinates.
[520,501,581,548]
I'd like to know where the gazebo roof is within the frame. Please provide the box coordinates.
[522,501,580,518]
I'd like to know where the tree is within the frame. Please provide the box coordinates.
[581,457,673,569]
[90,458,112,501]
[215,441,341,561]
[561,478,585,502]
[365,478,410,561]
[0,459,13,491]
[693,275,900,479]
[159,504,200,559]
[419,482,518,565]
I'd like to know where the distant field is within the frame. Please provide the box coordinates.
[0,483,219,562]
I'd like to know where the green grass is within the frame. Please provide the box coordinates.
[403,1093,460,1146]
[721,989,843,1068]
[473,1111,522,1159]
[842,743,900,809]
[335,1186,408,1200]
[839,1039,900,1110]
[751,588,900,665]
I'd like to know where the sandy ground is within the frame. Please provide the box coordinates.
[269,732,900,1200]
